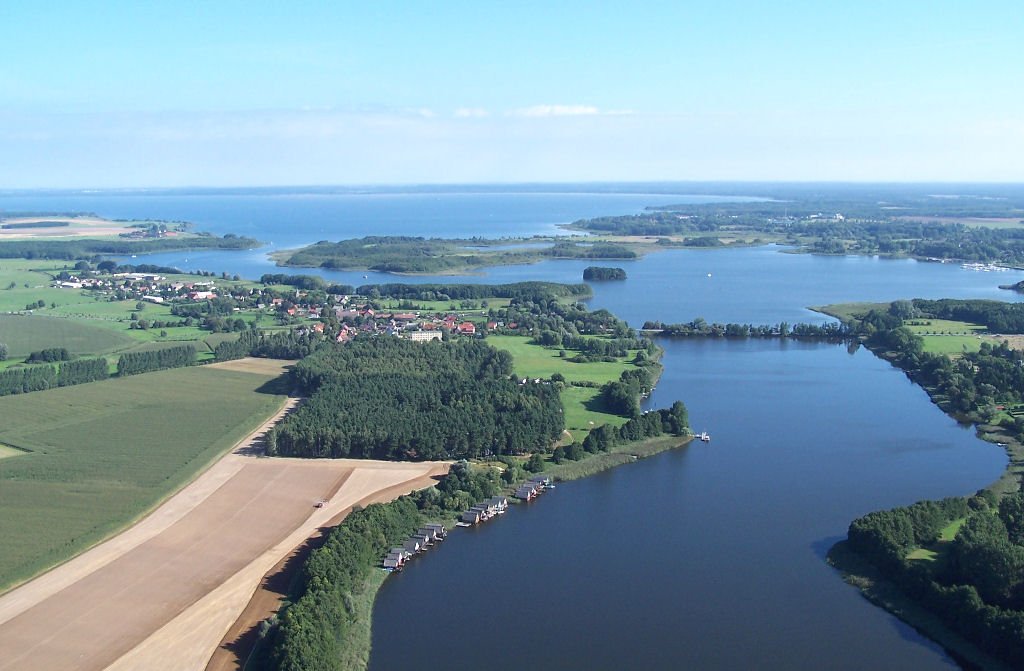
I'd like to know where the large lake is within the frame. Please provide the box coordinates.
[3,188,1020,668]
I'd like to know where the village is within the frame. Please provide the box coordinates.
[45,267,515,342]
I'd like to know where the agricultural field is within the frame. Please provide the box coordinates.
[0,260,271,365]
[486,334,640,439]
[0,314,135,358]
[0,363,291,591]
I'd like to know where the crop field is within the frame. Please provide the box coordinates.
[487,334,638,439]
[0,314,135,358]
[0,363,290,590]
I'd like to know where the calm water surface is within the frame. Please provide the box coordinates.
[3,189,1017,667]
[369,341,1004,670]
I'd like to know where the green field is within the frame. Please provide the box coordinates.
[0,314,136,358]
[904,319,987,354]
[487,334,640,440]
[0,364,289,591]
[906,517,967,563]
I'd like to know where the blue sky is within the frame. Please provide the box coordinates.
[1,1,1022,187]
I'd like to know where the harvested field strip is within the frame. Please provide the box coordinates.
[0,363,289,591]
[206,463,448,671]
[0,445,26,460]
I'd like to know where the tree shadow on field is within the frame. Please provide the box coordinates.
[254,374,292,396]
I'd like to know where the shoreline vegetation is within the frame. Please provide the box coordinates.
[818,299,1024,669]
[238,294,691,670]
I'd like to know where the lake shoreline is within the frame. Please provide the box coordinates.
[821,326,1024,670]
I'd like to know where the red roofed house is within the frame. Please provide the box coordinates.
[457,322,477,335]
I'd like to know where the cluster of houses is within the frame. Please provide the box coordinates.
[382,523,447,572]
[458,494,509,526]
[382,477,555,573]
[514,475,553,502]
[52,272,226,304]
[458,476,553,526]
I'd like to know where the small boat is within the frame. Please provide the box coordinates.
[699,431,711,442]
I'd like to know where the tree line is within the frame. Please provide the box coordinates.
[117,344,196,376]
[0,357,108,396]
[642,318,848,339]
[359,281,590,302]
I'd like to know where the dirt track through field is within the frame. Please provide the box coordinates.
[0,391,447,671]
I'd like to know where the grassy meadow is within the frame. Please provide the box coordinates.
[904,319,986,355]
[487,334,641,441]
[0,363,290,592]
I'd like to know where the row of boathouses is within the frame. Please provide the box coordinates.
[383,523,447,571]
[382,476,554,572]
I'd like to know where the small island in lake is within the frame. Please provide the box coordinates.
[583,266,627,281]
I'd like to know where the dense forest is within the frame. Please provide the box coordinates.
[583,266,627,280]
[0,233,259,260]
[278,236,636,273]
[843,492,1024,666]
[267,337,564,460]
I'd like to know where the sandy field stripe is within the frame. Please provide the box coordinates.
[0,396,298,626]
[205,463,450,671]
[106,462,445,671]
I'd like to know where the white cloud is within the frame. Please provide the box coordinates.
[454,107,488,118]
[509,104,601,118]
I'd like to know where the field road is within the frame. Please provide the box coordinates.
[0,394,448,671]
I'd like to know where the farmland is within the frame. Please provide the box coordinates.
[486,334,641,439]
[0,314,135,358]
[0,362,292,591]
